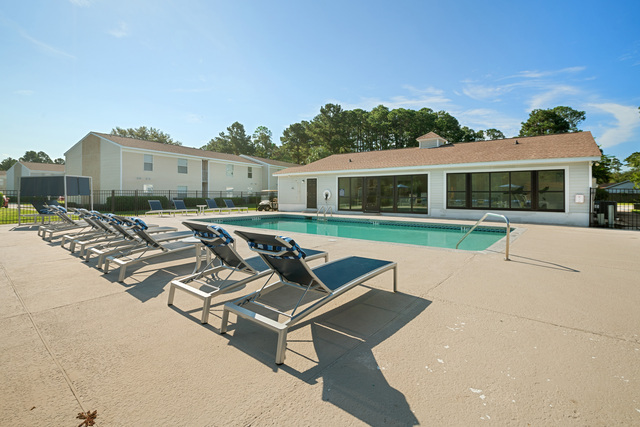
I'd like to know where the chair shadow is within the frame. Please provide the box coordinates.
[101,252,197,302]
[224,288,430,426]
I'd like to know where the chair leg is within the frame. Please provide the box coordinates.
[167,283,176,305]
[220,309,230,334]
[201,297,212,324]
[275,328,288,365]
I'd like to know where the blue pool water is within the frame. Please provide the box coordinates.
[202,215,508,251]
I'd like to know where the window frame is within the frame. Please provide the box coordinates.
[446,169,565,212]
[144,154,153,172]
[177,159,188,174]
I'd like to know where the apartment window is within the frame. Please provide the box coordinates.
[248,167,253,178]
[143,184,154,194]
[144,154,153,171]
[446,169,565,211]
[178,159,188,174]
[177,186,188,198]
[226,164,234,176]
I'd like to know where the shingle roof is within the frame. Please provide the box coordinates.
[93,132,259,165]
[241,155,299,168]
[417,131,445,140]
[276,132,601,175]
[19,161,66,172]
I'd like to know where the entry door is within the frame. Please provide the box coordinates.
[364,177,380,212]
[306,178,317,209]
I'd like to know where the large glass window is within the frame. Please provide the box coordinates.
[338,178,351,210]
[380,177,394,212]
[413,174,428,213]
[447,173,466,208]
[537,170,565,210]
[350,178,363,211]
[447,170,564,211]
[338,174,428,214]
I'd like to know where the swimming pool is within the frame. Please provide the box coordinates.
[202,215,510,251]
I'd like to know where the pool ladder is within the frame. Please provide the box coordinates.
[316,205,333,219]
[456,213,511,261]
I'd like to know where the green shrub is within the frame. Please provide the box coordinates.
[105,195,171,213]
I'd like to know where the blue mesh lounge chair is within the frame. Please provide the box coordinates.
[68,212,178,258]
[172,199,198,215]
[103,218,197,282]
[223,199,249,213]
[221,230,397,364]
[86,215,191,269]
[168,222,328,325]
[205,199,230,214]
[145,200,179,217]
[38,205,91,240]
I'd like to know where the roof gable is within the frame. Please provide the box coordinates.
[18,161,66,172]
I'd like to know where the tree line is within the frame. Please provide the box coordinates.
[1,105,638,187]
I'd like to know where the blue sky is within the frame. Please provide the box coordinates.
[1,0,639,165]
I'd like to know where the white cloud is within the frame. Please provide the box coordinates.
[185,113,204,124]
[338,86,452,112]
[18,29,75,59]
[455,108,522,137]
[69,0,92,6]
[108,22,129,38]
[527,85,581,110]
[14,90,35,96]
[587,103,640,148]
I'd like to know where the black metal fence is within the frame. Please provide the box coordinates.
[0,189,269,225]
[590,188,640,230]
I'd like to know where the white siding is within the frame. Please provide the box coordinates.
[277,159,595,226]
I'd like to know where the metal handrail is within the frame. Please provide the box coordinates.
[316,205,333,218]
[456,213,511,261]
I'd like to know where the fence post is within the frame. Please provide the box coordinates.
[111,190,115,213]
[134,190,139,216]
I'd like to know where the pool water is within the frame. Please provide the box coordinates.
[202,215,508,251]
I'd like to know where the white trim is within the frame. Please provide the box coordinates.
[275,156,600,177]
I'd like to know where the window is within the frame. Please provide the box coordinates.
[537,170,565,210]
[446,170,564,211]
[178,159,188,174]
[143,184,153,194]
[226,164,234,176]
[248,167,252,178]
[338,175,428,213]
[177,186,188,198]
[144,154,153,171]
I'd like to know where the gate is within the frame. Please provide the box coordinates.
[590,188,640,230]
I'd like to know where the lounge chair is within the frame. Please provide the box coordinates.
[168,222,328,325]
[145,200,178,217]
[204,199,230,214]
[69,212,178,258]
[38,206,92,241]
[86,215,191,269]
[103,218,197,282]
[223,199,249,213]
[60,210,119,251]
[221,230,397,364]
[172,199,198,215]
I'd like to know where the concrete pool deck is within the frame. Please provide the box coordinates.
[1,214,639,425]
